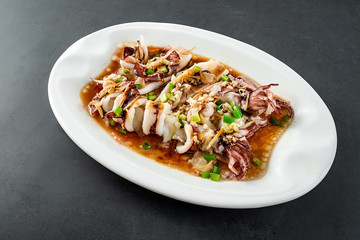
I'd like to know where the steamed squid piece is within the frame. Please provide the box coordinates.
[82,37,294,181]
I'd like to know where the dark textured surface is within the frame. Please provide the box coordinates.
[0,0,359,239]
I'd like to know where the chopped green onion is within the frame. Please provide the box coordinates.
[123,69,130,74]
[141,142,151,150]
[169,82,175,92]
[148,95,156,101]
[229,101,235,108]
[155,54,160,58]
[166,93,173,100]
[110,119,116,127]
[270,117,279,126]
[232,106,243,119]
[119,129,127,134]
[283,115,290,122]
[213,166,221,174]
[235,106,243,118]
[204,154,216,160]
[210,173,220,182]
[201,172,210,178]
[216,105,222,112]
[146,92,157,100]
[280,121,284,127]
[253,157,261,166]
[179,119,184,128]
[135,83,142,89]
[114,106,123,116]
[223,124,234,133]
[193,65,201,72]
[116,77,124,83]
[160,94,167,103]
[223,116,235,124]
[179,114,186,120]
[192,113,201,123]
[159,65,168,73]
[146,68,154,75]
[221,74,229,81]
[215,100,223,106]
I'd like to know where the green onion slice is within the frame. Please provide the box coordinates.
[119,129,127,134]
[280,121,284,127]
[221,74,229,81]
[229,101,235,108]
[148,95,156,101]
[179,119,184,128]
[123,69,130,74]
[135,83,142,89]
[232,106,243,119]
[215,100,223,106]
[213,166,221,174]
[169,82,175,92]
[141,142,152,150]
[113,106,123,116]
[223,124,234,133]
[193,65,201,72]
[283,115,290,122]
[192,113,201,123]
[253,157,261,166]
[210,173,220,182]
[159,65,168,73]
[235,106,243,118]
[116,77,124,83]
[223,116,235,124]
[201,172,210,178]
[110,119,116,127]
[179,114,186,120]
[270,117,279,126]
[146,92,156,100]
[166,93,173,100]
[204,154,216,161]
[146,68,154,75]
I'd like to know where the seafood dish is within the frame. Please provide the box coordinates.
[81,37,294,181]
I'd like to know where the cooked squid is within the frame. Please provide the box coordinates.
[85,37,294,181]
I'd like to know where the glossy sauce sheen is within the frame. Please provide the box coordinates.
[80,46,291,180]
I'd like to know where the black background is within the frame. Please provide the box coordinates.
[1,0,359,239]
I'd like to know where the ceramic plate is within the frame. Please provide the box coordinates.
[48,22,337,208]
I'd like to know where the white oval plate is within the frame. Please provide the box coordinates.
[48,22,337,208]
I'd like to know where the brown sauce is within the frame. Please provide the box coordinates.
[80,46,292,180]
